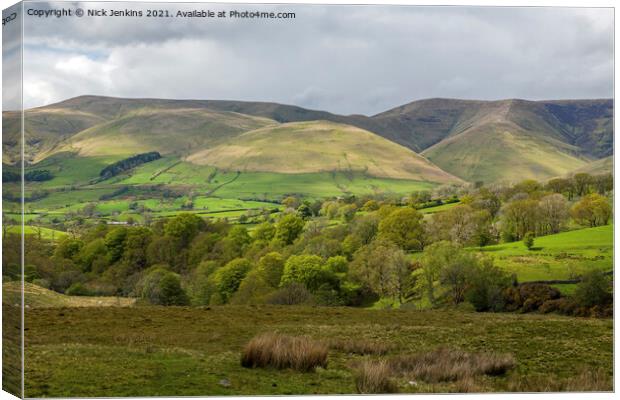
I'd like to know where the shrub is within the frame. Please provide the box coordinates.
[465,261,512,312]
[241,332,328,372]
[388,348,515,383]
[539,297,578,315]
[137,266,188,306]
[518,283,560,312]
[574,270,612,308]
[523,231,534,250]
[355,360,398,394]
[65,282,91,296]
[265,283,313,305]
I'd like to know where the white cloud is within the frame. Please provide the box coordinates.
[8,2,614,114]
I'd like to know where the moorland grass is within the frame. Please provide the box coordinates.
[21,305,612,397]
[241,332,328,372]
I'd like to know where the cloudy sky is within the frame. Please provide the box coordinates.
[3,2,614,114]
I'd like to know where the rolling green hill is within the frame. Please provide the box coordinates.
[568,156,613,176]
[61,107,277,158]
[186,121,461,183]
[421,100,594,183]
[3,95,612,184]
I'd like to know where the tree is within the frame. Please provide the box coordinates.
[213,258,252,303]
[571,193,612,227]
[122,227,152,272]
[523,231,535,251]
[378,208,424,251]
[574,270,612,308]
[257,252,285,288]
[104,227,127,263]
[465,259,512,312]
[158,273,189,305]
[164,213,205,248]
[253,222,276,242]
[274,214,305,245]
[137,266,188,305]
[572,173,593,197]
[349,239,410,302]
[280,255,337,292]
[546,177,573,198]
[339,204,357,222]
[500,199,540,241]
[538,194,568,234]
[593,174,613,195]
[420,241,469,305]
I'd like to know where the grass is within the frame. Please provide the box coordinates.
[187,121,459,184]
[241,332,328,372]
[21,305,612,397]
[387,347,515,383]
[7,225,67,240]
[3,282,135,308]
[355,360,398,393]
[476,225,613,283]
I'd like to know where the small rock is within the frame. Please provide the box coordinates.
[219,379,231,388]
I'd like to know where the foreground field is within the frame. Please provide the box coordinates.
[23,305,612,397]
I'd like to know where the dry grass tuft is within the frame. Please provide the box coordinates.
[240,332,328,372]
[388,347,515,383]
[327,338,392,355]
[507,368,612,392]
[355,360,399,394]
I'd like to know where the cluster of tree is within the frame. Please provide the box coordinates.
[99,152,161,180]
[3,169,54,183]
[6,172,612,316]
[417,242,612,317]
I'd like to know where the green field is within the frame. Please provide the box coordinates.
[20,305,611,397]
[479,225,613,283]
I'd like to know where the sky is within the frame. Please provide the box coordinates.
[3,2,614,114]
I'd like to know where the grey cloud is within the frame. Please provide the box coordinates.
[11,2,615,114]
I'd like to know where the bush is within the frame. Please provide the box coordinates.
[241,332,328,372]
[523,231,534,250]
[265,283,314,305]
[465,261,512,312]
[574,270,612,308]
[539,297,578,315]
[137,266,189,306]
[518,283,560,313]
[355,360,398,394]
[65,282,91,296]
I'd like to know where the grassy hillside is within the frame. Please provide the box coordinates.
[3,108,107,164]
[187,121,460,184]
[568,156,612,176]
[423,120,589,183]
[22,305,611,396]
[3,282,134,308]
[4,96,612,185]
[62,107,276,158]
[478,225,612,284]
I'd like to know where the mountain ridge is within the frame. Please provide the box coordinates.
[3,95,612,183]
